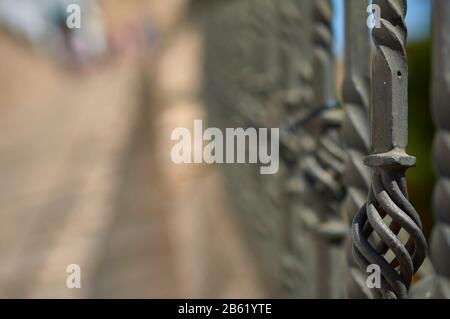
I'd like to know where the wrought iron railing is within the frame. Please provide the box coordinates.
[199,0,449,299]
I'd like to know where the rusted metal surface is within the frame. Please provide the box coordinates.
[341,0,372,299]
[351,0,427,299]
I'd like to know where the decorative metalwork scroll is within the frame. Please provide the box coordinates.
[351,0,427,299]
[198,0,443,299]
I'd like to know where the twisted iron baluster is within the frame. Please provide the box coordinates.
[240,0,287,287]
[279,0,317,298]
[429,0,450,298]
[306,1,345,203]
[278,0,308,110]
[312,0,334,104]
[279,0,315,157]
[238,0,279,127]
[300,0,347,298]
[278,0,303,295]
[341,0,372,298]
[351,0,427,299]
[285,0,315,112]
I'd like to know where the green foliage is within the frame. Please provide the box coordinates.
[407,39,435,237]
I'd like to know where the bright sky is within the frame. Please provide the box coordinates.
[333,0,432,56]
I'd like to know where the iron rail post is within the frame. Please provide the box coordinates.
[429,0,450,299]
[301,0,347,298]
[351,0,427,299]
[341,0,372,299]
[279,0,317,298]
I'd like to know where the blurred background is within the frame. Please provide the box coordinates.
[0,0,433,298]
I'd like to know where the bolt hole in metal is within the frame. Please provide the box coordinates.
[397,71,402,79]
